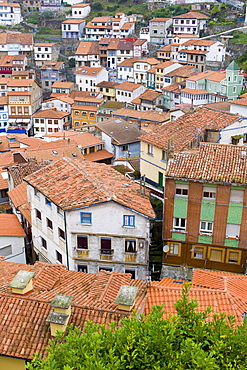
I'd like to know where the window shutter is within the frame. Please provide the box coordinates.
[228,251,239,263]
[210,249,222,262]
[230,189,244,203]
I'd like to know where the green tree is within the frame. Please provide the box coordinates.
[211,4,220,15]
[92,1,103,11]
[26,284,247,370]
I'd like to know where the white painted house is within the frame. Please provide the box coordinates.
[133,58,159,86]
[0,2,22,26]
[25,158,155,279]
[34,43,59,67]
[71,3,91,18]
[116,81,147,103]
[32,108,71,137]
[0,214,26,264]
[41,96,74,113]
[75,66,108,92]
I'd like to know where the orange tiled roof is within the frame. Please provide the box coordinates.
[117,81,143,92]
[167,142,247,184]
[24,157,156,218]
[75,66,104,75]
[75,41,99,55]
[52,82,74,88]
[150,17,171,22]
[138,107,238,152]
[165,65,196,78]
[0,260,146,360]
[0,169,8,190]
[173,11,210,19]
[84,149,113,161]
[0,214,25,237]
[113,108,170,123]
[230,98,247,107]
[33,108,70,119]
[145,283,247,324]
[8,182,31,224]
[118,58,138,67]
[17,145,85,163]
[7,159,50,187]
[62,19,85,24]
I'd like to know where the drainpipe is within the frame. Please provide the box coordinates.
[64,211,70,270]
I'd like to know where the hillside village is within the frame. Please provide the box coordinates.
[1,0,247,367]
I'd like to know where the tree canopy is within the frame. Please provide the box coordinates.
[26,284,247,370]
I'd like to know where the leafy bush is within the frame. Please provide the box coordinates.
[27,285,247,370]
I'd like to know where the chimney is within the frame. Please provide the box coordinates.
[9,270,35,295]
[115,285,138,311]
[46,294,74,336]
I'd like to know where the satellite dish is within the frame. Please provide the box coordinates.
[163,245,169,253]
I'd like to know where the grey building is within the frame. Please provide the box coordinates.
[149,17,172,44]
[41,61,66,92]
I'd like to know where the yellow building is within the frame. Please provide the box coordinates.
[96,81,119,101]
[139,140,167,188]
[72,104,98,131]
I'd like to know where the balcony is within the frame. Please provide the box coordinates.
[100,249,114,261]
[77,249,89,259]
[125,252,137,263]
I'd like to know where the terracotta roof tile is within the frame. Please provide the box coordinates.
[0,260,146,360]
[138,107,238,152]
[0,214,25,237]
[75,66,104,75]
[167,142,247,184]
[62,19,85,24]
[116,81,143,91]
[84,149,113,161]
[229,98,247,107]
[52,82,74,88]
[165,65,196,78]
[7,159,50,187]
[113,108,169,123]
[75,41,99,56]
[33,108,70,119]
[173,11,210,19]
[24,157,155,218]
[150,17,171,22]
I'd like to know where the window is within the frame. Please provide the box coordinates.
[191,246,205,259]
[99,266,112,272]
[226,224,240,239]
[162,150,167,161]
[78,264,88,273]
[208,248,224,263]
[100,238,112,254]
[80,212,92,224]
[77,235,88,249]
[226,249,241,264]
[173,218,186,231]
[233,86,236,93]
[230,189,244,203]
[168,242,181,256]
[36,209,41,220]
[1,189,7,198]
[122,144,128,151]
[41,237,47,250]
[147,144,153,155]
[123,215,135,227]
[58,228,65,240]
[125,239,136,253]
[56,250,63,263]
[203,186,216,199]
[200,221,213,234]
[45,197,52,207]
[34,189,40,198]
[125,269,135,279]
[175,184,188,197]
[47,218,53,230]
